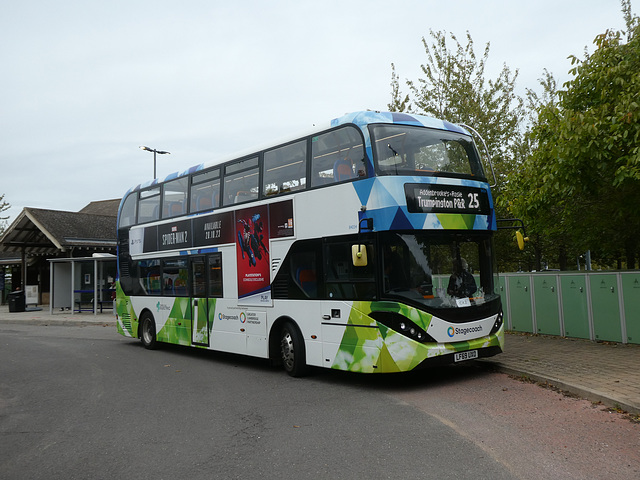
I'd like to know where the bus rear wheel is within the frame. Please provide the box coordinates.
[140,312,158,350]
[280,322,307,377]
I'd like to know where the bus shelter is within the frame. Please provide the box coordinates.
[48,255,117,315]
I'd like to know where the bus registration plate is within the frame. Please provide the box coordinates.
[454,350,478,362]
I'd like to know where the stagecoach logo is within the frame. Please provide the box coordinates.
[449,325,483,337]
[156,301,171,312]
[217,311,260,325]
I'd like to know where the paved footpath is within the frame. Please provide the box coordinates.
[480,332,640,415]
[1,305,639,414]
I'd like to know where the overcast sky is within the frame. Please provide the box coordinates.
[0,0,628,225]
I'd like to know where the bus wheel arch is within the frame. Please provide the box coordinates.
[139,309,158,350]
[270,317,308,377]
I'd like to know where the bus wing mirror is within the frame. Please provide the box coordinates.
[516,231,529,251]
[352,245,368,267]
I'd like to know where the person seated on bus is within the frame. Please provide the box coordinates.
[447,258,477,298]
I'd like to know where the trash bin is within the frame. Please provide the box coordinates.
[8,290,25,313]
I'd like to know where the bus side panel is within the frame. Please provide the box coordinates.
[294,184,362,239]
[130,296,193,346]
[115,281,136,338]
[324,301,504,373]
[268,300,324,367]
[208,299,269,357]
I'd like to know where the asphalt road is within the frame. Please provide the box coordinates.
[1,325,638,479]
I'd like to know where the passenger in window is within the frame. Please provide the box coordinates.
[447,258,477,298]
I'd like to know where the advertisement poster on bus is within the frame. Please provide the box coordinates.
[235,200,294,303]
[236,205,271,300]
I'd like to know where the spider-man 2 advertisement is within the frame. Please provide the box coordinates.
[236,205,271,299]
[235,200,294,302]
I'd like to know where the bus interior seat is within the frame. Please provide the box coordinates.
[295,268,317,297]
[174,278,187,296]
[197,196,213,211]
[170,202,184,216]
[234,191,257,203]
[333,158,354,181]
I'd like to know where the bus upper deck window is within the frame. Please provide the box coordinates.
[263,140,307,197]
[162,177,188,219]
[190,168,221,213]
[119,193,138,228]
[311,126,365,187]
[138,187,161,224]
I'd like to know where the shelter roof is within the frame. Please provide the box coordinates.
[0,206,117,256]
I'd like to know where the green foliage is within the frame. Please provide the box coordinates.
[397,30,524,173]
[0,193,9,236]
[504,2,640,269]
[388,29,526,271]
[388,63,410,113]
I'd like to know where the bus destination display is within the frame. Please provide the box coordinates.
[405,183,490,215]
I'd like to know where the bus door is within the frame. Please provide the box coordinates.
[190,256,210,346]
[320,240,379,371]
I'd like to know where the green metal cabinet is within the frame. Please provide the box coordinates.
[533,275,561,336]
[621,273,640,343]
[560,275,591,340]
[589,274,622,342]
[508,276,533,333]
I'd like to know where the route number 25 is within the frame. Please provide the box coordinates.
[467,192,480,209]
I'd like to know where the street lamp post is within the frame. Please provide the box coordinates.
[139,146,170,179]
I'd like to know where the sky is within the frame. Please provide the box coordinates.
[0,0,628,226]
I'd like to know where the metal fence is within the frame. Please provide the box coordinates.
[499,271,640,344]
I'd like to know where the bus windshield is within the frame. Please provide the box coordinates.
[370,124,485,178]
[381,232,499,310]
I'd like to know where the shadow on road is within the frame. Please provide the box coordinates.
[123,336,494,391]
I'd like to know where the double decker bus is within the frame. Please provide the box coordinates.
[116,111,504,376]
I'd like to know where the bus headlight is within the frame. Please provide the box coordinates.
[489,311,504,335]
[369,311,435,344]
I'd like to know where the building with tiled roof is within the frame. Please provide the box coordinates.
[0,200,119,306]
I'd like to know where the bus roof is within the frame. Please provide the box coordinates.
[125,110,470,196]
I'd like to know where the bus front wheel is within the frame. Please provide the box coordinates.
[280,322,307,377]
[140,312,158,350]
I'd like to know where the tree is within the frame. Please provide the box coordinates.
[390,30,524,175]
[498,70,574,271]
[388,30,526,271]
[0,193,9,235]
[388,63,410,113]
[503,1,640,269]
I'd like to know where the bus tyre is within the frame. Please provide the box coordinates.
[140,312,158,350]
[280,322,307,377]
